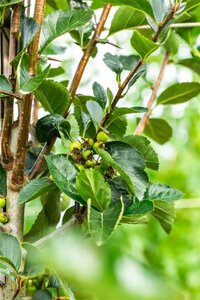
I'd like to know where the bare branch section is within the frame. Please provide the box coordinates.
[9,0,46,190]
[28,4,112,180]
[1,5,21,171]
[134,52,169,135]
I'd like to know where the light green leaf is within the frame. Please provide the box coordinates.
[58,115,80,149]
[45,155,83,203]
[131,31,159,58]
[151,200,176,233]
[22,243,46,277]
[91,0,154,17]
[158,82,200,105]
[18,178,56,204]
[164,30,180,55]
[122,135,159,170]
[103,53,123,74]
[145,183,183,202]
[0,257,17,277]
[0,75,12,98]
[109,6,145,35]
[150,0,168,22]
[0,0,22,7]
[125,200,153,216]
[34,80,70,114]
[40,9,93,52]
[76,169,111,212]
[96,142,148,200]
[86,100,103,126]
[141,118,173,144]
[185,0,200,12]
[178,58,200,75]
[108,107,148,124]
[18,55,50,94]
[87,198,124,246]
[0,233,22,271]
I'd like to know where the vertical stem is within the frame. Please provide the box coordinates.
[134,52,169,135]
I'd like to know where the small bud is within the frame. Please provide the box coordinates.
[69,141,82,152]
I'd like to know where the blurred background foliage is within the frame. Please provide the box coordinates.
[24,1,200,299]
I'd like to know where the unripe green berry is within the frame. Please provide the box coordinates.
[97,131,109,142]
[0,212,9,224]
[48,175,54,182]
[82,150,92,160]
[0,197,6,208]
[93,141,105,151]
[69,141,82,152]
[85,160,96,168]
[76,164,85,171]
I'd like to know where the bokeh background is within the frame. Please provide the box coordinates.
[25,3,200,299]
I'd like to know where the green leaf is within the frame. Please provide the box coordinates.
[92,82,107,109]
[185,0,200,12]
[0,75,12,98]
[0,233,22,271]
[22,243,46,277]
[122,135,159,170]
[87,198,124,246]
[128,65,146,89]
[157,82,200,105]
[76,169,111,212]
[109,6,145,35]
[32,290,52,300]
[164,30,179,55]
[40,9,93,52]
[118,55,140,71]
[108,107,148,124]
[45,188,61,226]
[131,31,159,58]
[46,155,82,203]
[18,55,50,94]
[151,200,176,233]
[36,114,64,143]
[18,178,56,204]
[35,80,70,114]
[141,118,173,144]
[91,0,154,17]
[178,58,200,75]
[0,0,22,7]
[0,164,7,196]
[108,177,132,211]
[145,183,183,202]
[96,142,148,200]
[86,100,103,126]
[125,200,153,216]
[107,115,127,139]
[150,0,168,22]
[58,115,80,149]
[103,53,123,74]
[0,257,17,277]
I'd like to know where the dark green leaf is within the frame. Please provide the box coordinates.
[32,290,52,300]
[92,82,107,109]
[22,243,46,277]
[91,0,154,17]
[108,177,132,211]
[178,58,200,75]
[62,206,75,225]
[122,135,159,170]
[40,9,93,52]
[107,115,127,139]
[47,67,65,78]
[21,17,40,53]
[58,115,80,149]
[87,198,124,246]
[0,75,12,98]
[109,7,145,35]
[141,118,173,144]
[36,114,64,143]
[96,142,148,200]
[76,169,111,212]
[18,178,56,204]
[86,100,103,126]
[151,200,176,233]
[103,53,123,74]
[157,82,200,105]
[45,188,61,226]
[145,183,183,202]
[46,155,83,203]
[34,80,70,114]
[164,30,180,55]
[108,107,148,124]
[131,31,159,58]
[18,55,50,94]
[125,200,153,216]
[0,165,7,196]
[128,65,146,89]
[118,55,140,71]
[185,0,200,12]
[0,233,22,271]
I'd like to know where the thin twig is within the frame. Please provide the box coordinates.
[134,52,169,135]
[134,22,200,30]
[0,90,22,100]
[28,4,112,180]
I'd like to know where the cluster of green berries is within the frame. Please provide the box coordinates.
[0,196,8,224]
[69,131,109,170]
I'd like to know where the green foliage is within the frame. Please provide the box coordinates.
[0,233,21,272]
[0,75,12,97]
[131,31,159,58]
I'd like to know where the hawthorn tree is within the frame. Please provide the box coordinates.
[0,0,200,299]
